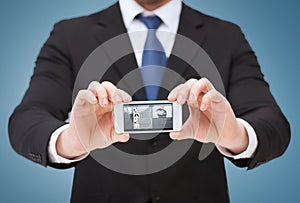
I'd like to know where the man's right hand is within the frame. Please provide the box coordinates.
[56,81,132,160]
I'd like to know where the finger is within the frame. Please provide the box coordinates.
[75,90,98,106]
[168,84,182,102]
[188,78,215,103]
[185,78,199,87]
[200,89,224,112]
[88,81,109,106]
[116,89,132,103]
[200,89,227,144]
[168,79,197,102]
[168,78,198,104]
[101,81,126,104]
[168,79,197,104]
[170,84,188,104]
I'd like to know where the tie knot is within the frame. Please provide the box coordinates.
[136,14,162,29]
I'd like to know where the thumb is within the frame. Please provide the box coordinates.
[113,133,130,143]
[169,120,196,140]
[169,131,181,140]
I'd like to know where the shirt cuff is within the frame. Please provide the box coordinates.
[48,124,88,164]
[216,118,258,160]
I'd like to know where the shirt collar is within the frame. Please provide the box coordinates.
[119,0,182,33]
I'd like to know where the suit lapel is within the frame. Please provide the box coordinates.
[161,3,207,95]
[92,3,146,99]
[93,3,126,43]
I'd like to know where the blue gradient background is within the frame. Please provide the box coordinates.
[1,0,299,202]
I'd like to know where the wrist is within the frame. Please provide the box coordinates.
[217,120,249,155]
[56,127,87,159]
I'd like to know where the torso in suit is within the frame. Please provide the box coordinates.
[9,2,290,203]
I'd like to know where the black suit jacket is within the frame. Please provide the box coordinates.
[9,3,290,203]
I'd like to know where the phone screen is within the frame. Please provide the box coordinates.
[123,102,173,132]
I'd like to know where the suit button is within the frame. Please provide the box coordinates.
[29,153,42,163]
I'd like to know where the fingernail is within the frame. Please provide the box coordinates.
[188,94,195,101]
[124,96,131,102]
[200,103,206,111]
[102,98,109,105]
[168,93,176,99]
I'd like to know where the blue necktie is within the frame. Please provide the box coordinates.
[137,15,167,100]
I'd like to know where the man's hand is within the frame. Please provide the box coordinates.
[56,81,132,159]
[168,78,249,155]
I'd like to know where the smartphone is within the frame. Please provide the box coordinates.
[114,100,182,134]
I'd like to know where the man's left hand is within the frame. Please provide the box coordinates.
[168,78,249,155]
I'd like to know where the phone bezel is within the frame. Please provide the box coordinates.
[114,100,182,134]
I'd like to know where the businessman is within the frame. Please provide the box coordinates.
[9,0,290,202]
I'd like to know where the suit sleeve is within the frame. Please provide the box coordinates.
[226,25,290,170]
[8,21,76,169]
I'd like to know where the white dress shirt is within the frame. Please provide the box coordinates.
[48,0,258,163]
